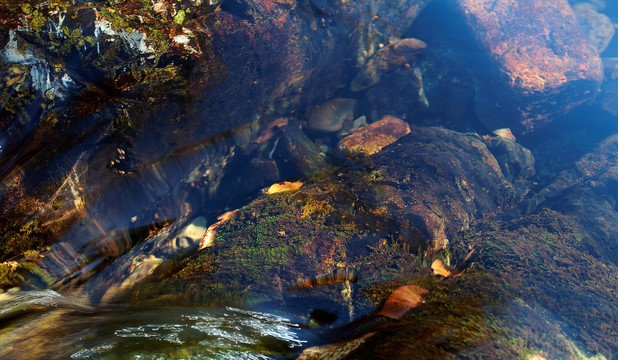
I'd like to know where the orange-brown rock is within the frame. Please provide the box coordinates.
[456,0,603,133]
[338,116,411,156]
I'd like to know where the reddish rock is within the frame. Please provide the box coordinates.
[456,0,603,133]
[338,115,411,156]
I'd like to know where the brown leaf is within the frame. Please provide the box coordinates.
[377,285,429,320]
[198,210,238,250]
[431,259,452,277]
[266,181,303,194]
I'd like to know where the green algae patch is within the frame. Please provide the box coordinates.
[173,9,186,25]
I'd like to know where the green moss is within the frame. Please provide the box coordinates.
[29,10,47,31]
[0,261,36,289]
[21,3,33,15]
[173,9,186,25]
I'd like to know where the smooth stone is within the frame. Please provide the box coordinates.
[338,115,411,156]
[573,2,615,53]
[307,98,357,133]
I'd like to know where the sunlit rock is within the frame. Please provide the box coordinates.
[455,0,603,133]
[338,115,411,156]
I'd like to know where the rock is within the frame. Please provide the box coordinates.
[297,332,377,360]
[126,127,532,317]
[306,135,618,359]
[573,2,615,53]
[481,134,535,183]
[598,57,618,115]
[307,99,357,133]
[350,38,427,92]
[0,0,433,293]
[338,115,411,156]
[455,0,603,133]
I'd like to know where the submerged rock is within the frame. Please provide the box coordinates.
[573,2,615,54]
[307,99,357,133]
[301,134,618,360]
[338,115,411,156]
[126,127,532,326]
[455,0,603,133]
[0,0,433,294]
[350,38,427,92]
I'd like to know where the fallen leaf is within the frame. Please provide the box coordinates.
[266,181,303,194]
[217,209,238,222]
[198,210,238,250]
[492,128,516,141]
[431,259,452,277]
[377,285,429,319]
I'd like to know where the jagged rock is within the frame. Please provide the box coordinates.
[454,0,603,133]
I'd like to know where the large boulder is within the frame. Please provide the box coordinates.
[299,134,618,359]
[454,0,604,133]
[0,0,433,290]
[123,127,532,321]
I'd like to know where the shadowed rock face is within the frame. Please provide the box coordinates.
[453,0,603,133]
[0,0,433,290]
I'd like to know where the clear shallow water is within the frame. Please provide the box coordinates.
[1,0,618,358]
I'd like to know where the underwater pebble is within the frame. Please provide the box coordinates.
[307,98,356,133]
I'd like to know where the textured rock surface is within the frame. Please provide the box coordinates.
[338,115,411,156]
[0,0,433,291]
[126,127,531,319]
[455,0,604,133]
[301,136,618,360]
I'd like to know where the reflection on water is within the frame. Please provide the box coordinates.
[0,289,307,359]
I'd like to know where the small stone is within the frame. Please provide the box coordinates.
[338,115,411,156]
[306,98,356,133]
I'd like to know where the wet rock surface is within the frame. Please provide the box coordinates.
[126,126,532,323]
[1,0,618,358]
[328,136,618,359]
[454,0,603,133]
